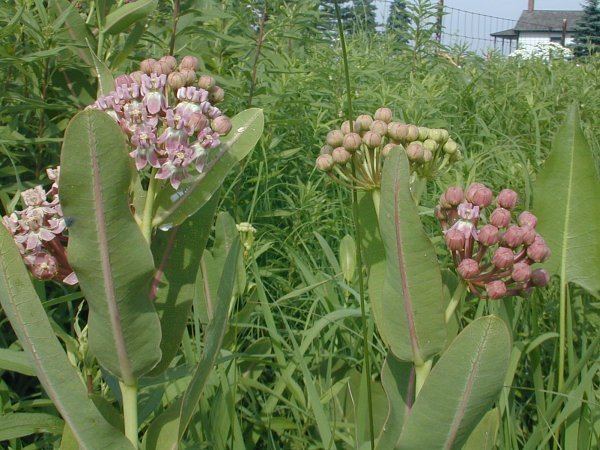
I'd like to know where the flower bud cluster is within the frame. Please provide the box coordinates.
[316,107,462,190]
[2,168,77,285]
[91,55,232,189]
[436,184,550,299]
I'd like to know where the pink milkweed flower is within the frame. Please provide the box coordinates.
[155,144,195,189]
[129,125,159,170]
[21,186,46,207]
[15,209,57,251]
[457,202,480,221]
[141,73,167,115]
[25,251,58,280]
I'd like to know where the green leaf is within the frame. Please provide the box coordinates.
[0,348,35,376]
[152,108,264,227]
[378,150,446,364]
[339,234,356,283]
[86,42,115,97]
[103,0,157,35]
[461,408,500,450]
[533,104,600,297]
[397,316,511,450]
[0,413,63,441]
[60,109,161,384]
[0,226,135,449]
[148,193,220,376]
[49,0,95,65]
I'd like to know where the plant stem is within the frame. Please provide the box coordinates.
[168,0,181,55]
[334,3,375,449]
[141,170,158,242]
[444,281,466,323]
[120,382,138,448]
[414,360,432,396]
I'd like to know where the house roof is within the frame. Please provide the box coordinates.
[491,28,518,39]
[514,10,583,32]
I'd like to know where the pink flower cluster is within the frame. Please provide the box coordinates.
[436,183,551,299]
[2,168,77,285]
[91,55,232,189]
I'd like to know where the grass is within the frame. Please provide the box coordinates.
[1,1,599,449]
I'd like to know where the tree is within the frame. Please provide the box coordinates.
[573,0,600,56]
[319,0,353,35]
[387,0,411,40]
[349,0,377,34]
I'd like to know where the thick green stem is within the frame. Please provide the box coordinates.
[414,360,432,396]
[141,171,157,242]
[120,382,138,448]
[444,281,467,324]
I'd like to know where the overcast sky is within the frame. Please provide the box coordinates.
[442,0,583,19]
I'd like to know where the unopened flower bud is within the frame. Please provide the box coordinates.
[160,55,177,70]
[115,74,133,87]
[382,143,398,158]
[387,122,405,141]
[356,114,373,132]
[167,71,186,90]
[343,132,362,152]
[418,127,429,141]
[140,58,157,74]
[326,130,344,147]
[466,183,493,207]
[527,243,551,263]
[129,70,143,84]
[503,225,524,248]
[445,229,465,251]
[492,247,514,269]
[180,55,199,70]
[180,68,196,85]
[341,120,358,134]
[153,60,171,75]
[374,107,393,123]
[188,112,209,132]
[209,85,225,103]
[332,147,352,165]
[435,206,446,220]
[406,142,424,161]
[477,224,499,246]
[531,269,550,287]
[422,148,433,162]
[320,144,333,155]
[362,131,382,148]
[198,75,216,90]
[451,149,463,162]
[497,189,519,210]
[406,125,419,141]
[518,211,537,228]
[443,139,458,154]
[316,154,334,172]
[486,280,507,299]
[490,207,512,228]
[444,186,464,206]
[212,115,232,135]
[423,139,438,152]
[521,226,537,245]
[370,120,387,136]
[438,193,451,209]
[458,258,480,279]
[512,262,532,283]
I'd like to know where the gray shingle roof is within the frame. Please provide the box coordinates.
[514,10,583,32]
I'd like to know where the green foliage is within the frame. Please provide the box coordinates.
[387,0,411,38]
[573,0,600,57]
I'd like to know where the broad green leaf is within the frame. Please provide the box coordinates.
[339,234,356,283]
[461,408,500,450]
[378,150,446,364]
[0,348,35,376]
[0,226,135,449]
[49,0,95,65]
[533,104,600,297]
[152,108,264,227]
[149,193,220,376]
[0,413,63,441]
[376,354,414,449]
[60,109,161,384]
[397,316,511,450]
[86,42,115,97]
[103,0,157,35]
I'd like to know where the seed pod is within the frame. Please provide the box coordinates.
[326,130,344,147]
[381,143,398,158]
[140,58,157,74]
[180,55,199,70]
[316,154,335,172]
[180,68,197,85]
[444,186,464,206]
[502,225,524,248]
[168,71,186,90]
[497,189,519,210]
[406,142,424,161]
[423,139,438,152]
[486,280,507,299]
[492,247,514,269]
[458,258,480,279]
[374,107,393,123]
[531,269,550,287]
[370,120,388,136]
[332,147,352,165]
[212,115,232,135]
[445,229,465,251]
[343,133,362,152]
[443,139,458,154]
[209,86,225,103]
[198,75,216,90]
[512,262,532,283]
[356,114,373,132]
[466,183,493,208]
[406,125,419,142]
[477,224,499,246]
[490,207,512,228]
[320,144,334,155]
[362,131,382,148]
[418,127,429,141]
[518,211,537,228]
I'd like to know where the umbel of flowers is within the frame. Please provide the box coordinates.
[2,168,77,285]
[315,107,462,190]
[436,183,551,299]
[92,54,232,189]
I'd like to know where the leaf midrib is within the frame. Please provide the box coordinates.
[559,124,576,284]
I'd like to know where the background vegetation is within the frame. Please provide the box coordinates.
[0,0,599,448]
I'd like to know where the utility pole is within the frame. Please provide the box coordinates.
[561,19,567,46]
[436,0,444,42]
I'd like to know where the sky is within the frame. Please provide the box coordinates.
[441,0,583,20]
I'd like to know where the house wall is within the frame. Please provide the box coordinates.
[518,31,575,49]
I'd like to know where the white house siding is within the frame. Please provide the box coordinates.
[518,32,575,49]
